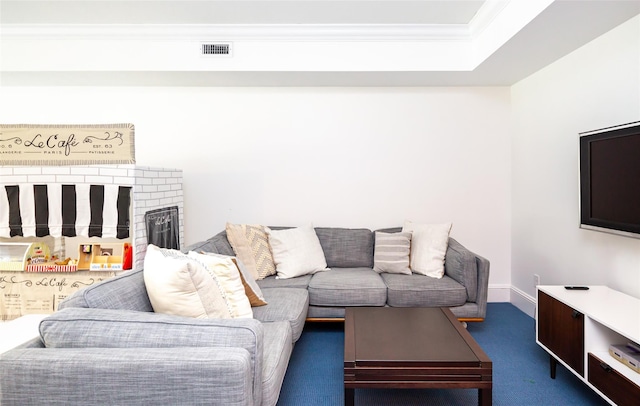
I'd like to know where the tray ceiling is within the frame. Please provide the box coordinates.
[2,1,640,86]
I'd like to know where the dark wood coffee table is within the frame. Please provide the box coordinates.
[344,307,492,405]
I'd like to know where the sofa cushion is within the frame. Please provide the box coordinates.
[266,224,329,279]
[373,231,412,275]
[143,245,236,319]
[402,221,452,278]
[315,227,374,268]
[226,223,277,280]
[381,273,467,307]
[307,268,387,307]
[59,267,153,312]
[257,274,313,290]
[252,288,309,343]
[261,321,293,406]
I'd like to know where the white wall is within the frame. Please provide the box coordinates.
[511,15,640,315]
[0,86,512,297]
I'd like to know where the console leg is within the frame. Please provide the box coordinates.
[345,388,354,406]
[550,354,557,379]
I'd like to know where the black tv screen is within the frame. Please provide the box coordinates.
[579,121,640,238]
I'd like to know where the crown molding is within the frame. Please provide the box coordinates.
[2,23,471,42]
[469,0,511,39]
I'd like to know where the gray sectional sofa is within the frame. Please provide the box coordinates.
[190,227,490,321]
[0,226,489,406]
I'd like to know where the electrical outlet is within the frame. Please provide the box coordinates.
[534,274,540,287]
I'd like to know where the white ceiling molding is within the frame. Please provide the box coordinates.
[2,23,471,42]
[468,0,511,39]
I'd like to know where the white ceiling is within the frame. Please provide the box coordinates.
[2,0,640,86]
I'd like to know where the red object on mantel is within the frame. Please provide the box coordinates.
[123,244,133,270]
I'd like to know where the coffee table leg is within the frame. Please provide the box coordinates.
[345,388,354,406]
[479,388,492,406]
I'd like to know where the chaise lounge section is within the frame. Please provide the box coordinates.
[0,267,308,406]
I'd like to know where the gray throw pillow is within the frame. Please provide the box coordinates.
[373,231,412,275]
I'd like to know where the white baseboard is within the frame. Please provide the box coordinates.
[487,284,511,303]
[510,286,536,318]
[487,285,537,318]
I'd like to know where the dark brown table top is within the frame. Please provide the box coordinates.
[345,307,487,367]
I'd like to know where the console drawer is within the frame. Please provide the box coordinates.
[588,353,640,406]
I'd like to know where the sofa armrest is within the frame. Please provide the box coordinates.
[0,347,254,406]
[38,307,264,405]
[59,268,153,312]
[474,253,490,319]
[445,238,490,319]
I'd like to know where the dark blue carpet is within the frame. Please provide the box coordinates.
[277,303,608,405]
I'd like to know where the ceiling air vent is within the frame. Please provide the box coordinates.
[201,43,232,57]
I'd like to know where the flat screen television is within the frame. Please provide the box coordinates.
[579,121,640,238]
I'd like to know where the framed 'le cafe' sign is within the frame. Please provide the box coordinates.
[0,123,136,165]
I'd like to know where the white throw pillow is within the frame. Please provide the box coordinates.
[188,251,253,318]
[143,245,233,319]
[402,221,452,279]
[196,252,268,306]
[265,224,330,279]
